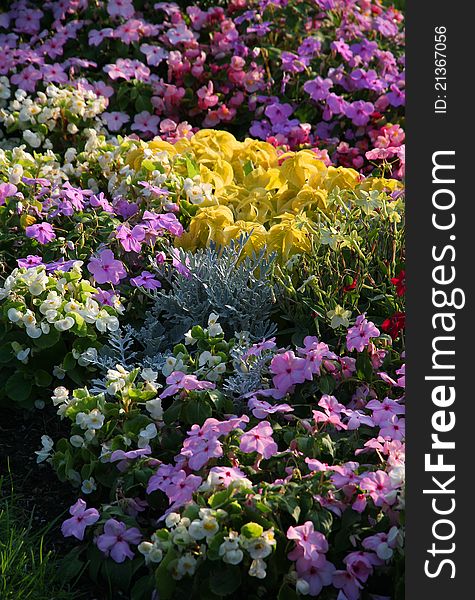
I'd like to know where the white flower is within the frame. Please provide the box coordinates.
[53,365,66,379]
[15,347,30,363]
[22,310,36,327]
[175,553,197,578]
[54,316,75,331]
[26,326,42,339]
[296,579,310,595]
[207,313,223,337]
[184,329,197,345]
[23,129,42,148]
[249,558,267,579]
[70,435,84,448]
[165,512,181,529]
[188,519,205,540]
[35,435,54,463]
[86,409,105,430]
[141,368,158,383]
[145,398,163,420]
[246,537,273,559]
[138,541,163,564]
[81,477,97,495]
[52,386,69,405]
[137,423,157,448]
[7,308,23,322]
[171,525,192,546]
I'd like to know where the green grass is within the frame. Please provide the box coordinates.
[0,471,83,600]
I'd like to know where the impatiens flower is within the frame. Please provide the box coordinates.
[87,249,127,285]
[116,224,145,253]
[131,111,160,136]
[18,255,43,269]
[61,499,99,541]
[346,315,380,352]
[160,371,215,398]
[0,182,17,205]
[130,271,161,290]
[25,222,56,245]
[97,519,142,563]
[239,421,278,460]
[247,397,293,419]
[287,521,329,561]
[102,111,130,131]
[269,351,306,397]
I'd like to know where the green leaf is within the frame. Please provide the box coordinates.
[32,328,60,349]
[63,352,76,371]
[240,522,263,539]
[0,344,13,364]
[183,396,212,425]
[163,401,183,425]
[155,548,177,600]
[131,575,155,600]
[5,372,32,403]
[34,369,53,387]
[58,546,85,582]
[209,565,241,596]
[277,583,299,600]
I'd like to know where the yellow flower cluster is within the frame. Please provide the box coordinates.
[125,130,403,260]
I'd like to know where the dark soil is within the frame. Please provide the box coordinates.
[0,404,77,551]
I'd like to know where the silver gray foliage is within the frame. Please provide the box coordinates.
[136,240,278,355]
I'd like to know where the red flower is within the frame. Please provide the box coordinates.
[343,277,358,292]
[381,312,405,340]
[390,270,406,297]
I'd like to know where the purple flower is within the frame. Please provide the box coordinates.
[0,182,18,205]
[61,499,99,541]
[25,222,56,245]
[115,224,145,253]
[142,210,184,237]
[346,315,380,352]
[96,519,142,563]
[303,76,333,102]
[344,101,375,127]
[265,102,293,124]
[130,271,161,290]
[17,255,43,269]
[89,192,114,213]
[165,470,202,509]
[87,249,127,285]
[239,421,278,459]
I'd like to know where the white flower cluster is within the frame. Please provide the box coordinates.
[0,84,108,150]
[1,264,122,340]
[183,176,214,205]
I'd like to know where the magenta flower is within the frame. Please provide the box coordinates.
[303,76,333,101]
[359,471,395,507]
[115,224,145,253]
[239,421,278,459]
[182,435,223,471]
[130,271,161,290]
[89,192,114,213]
[87,249,127,285]
[97,519,141,563]
[346,315,380,352]
[269,351,306,397]
[160,371,215,399]
[61,499,99,541]
[25,222,56,245]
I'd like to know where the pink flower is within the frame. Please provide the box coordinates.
[61,499,99,541]
[359,471,395,507]
[11,65,42,92]
[208,466,248,487]
[102,111,130,132]
[379,415,405,441]
[182,435,223,471]
[97,519,142,563]
[366,398,405,426]
[131,111,160,136]
[287,521,329,561]
[107,0,134,19]
[42,63,68,84]
[269,351,307,396]
[140,43,168,66]
[247,397,293,419]
[239,421,278,460]
[25,222,56,245]
[87,249,127,285]
[333,569,363,600]
[346,315,380,352]
[159,371,215,399]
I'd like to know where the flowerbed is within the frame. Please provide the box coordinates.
[0,1,405,599]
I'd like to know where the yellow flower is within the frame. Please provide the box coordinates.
[176,205,235,251]
[267,213,314,259]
